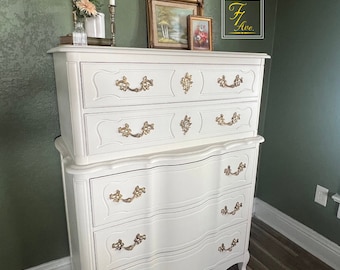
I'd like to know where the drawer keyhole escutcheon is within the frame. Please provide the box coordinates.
[109,186,146,203]
[217,75,243,88]
[112,233,146,251]
[218,238,239,252]
[118,121,154,138]
[224,162,246,176]
[180,115,192,135]
[116,76,153,92]
[180,72,193,94]
[221,202,243,215]
[216,112,240,126]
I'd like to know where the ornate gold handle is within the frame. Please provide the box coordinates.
[112,233,146,251]
[217,75,243,88]
[224,162,246,176]
[216,112,240,126]
[180,72,193,94]
[109,186,146,203]
[218,238,239,252]
[118,121,154,138]
[180,115,192,134]
[221,202,243,215]
[116,76,153,92]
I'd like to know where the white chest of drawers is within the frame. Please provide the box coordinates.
[49,46,269,270]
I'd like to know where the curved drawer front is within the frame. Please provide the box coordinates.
[94,212,247,270]
[83,102,258,160]
[90,147,256,227]
[81,62,260,108]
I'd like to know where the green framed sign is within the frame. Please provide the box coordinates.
[221,0,264,39]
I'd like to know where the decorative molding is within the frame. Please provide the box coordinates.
[253,198,340,270]
[25,257,71,270]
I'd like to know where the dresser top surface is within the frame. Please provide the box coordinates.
[48,45,270,62]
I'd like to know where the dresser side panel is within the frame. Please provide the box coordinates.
[53,54,74,156]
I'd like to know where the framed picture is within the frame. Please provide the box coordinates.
[221,0,264,39]
[188,15,212,51]
[146,0,204,49]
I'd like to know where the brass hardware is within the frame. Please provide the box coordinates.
[118,121,154,138]
[217,75,243,88]
[116,76,153,92]
[180,115,192,135]
[109,186,146,203]
[216,112,240,126]
[218,238,239,252]
[221,202,243,215]
[180,73,193,94]
[112,233,146,251]
[224,162,246,176]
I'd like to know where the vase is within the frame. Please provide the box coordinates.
[85,13,105,38]
[72,22,87,46]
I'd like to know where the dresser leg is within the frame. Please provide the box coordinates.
[237,250,250,270]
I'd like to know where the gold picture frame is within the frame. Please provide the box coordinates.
[187,15,212,51]
[146,0,204,49]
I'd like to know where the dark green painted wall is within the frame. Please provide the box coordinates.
[257,0,340,246]
[0,1,72,269]
[0,0,276,269]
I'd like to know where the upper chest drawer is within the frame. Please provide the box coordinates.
[80,62,262,108]
[49,46,269,110]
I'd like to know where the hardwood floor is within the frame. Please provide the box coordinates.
[228,218,334,270]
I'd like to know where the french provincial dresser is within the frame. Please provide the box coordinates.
[48,46,269,270]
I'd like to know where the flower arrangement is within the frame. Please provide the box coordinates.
[72,0,102,19]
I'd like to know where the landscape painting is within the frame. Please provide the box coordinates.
[147,0,203,49]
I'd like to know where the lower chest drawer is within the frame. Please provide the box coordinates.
[93,218,248,270]
[90,147,257,227]
[81,101,258,164]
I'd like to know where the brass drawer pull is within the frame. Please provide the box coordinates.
[218,238,239,252]
[116,76,153,92]
[118,121,154,138]
[217,75,243,88]
[109,186,146,203]
[180,115,192,134]
[216,112,240,126]
[224,162,246,176]
[180,72,193,94]
[112,233,146,251]
[221,202,243,215]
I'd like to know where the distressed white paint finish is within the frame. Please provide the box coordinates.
[50,47,269,270]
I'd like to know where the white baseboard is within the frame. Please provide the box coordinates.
[253,197,340,269]
[25,257,71,270]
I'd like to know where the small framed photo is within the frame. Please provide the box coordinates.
[187,15,212,51]
[146,0,204,49]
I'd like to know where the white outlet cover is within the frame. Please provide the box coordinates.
[314,185,328,207]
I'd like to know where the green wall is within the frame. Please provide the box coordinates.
[257,0,340,246]
[0,1,72,269]
[0,1,278,269]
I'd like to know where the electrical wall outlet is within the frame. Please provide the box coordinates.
[314,185,328,207]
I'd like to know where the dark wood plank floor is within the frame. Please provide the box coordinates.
[228,218,334,270]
